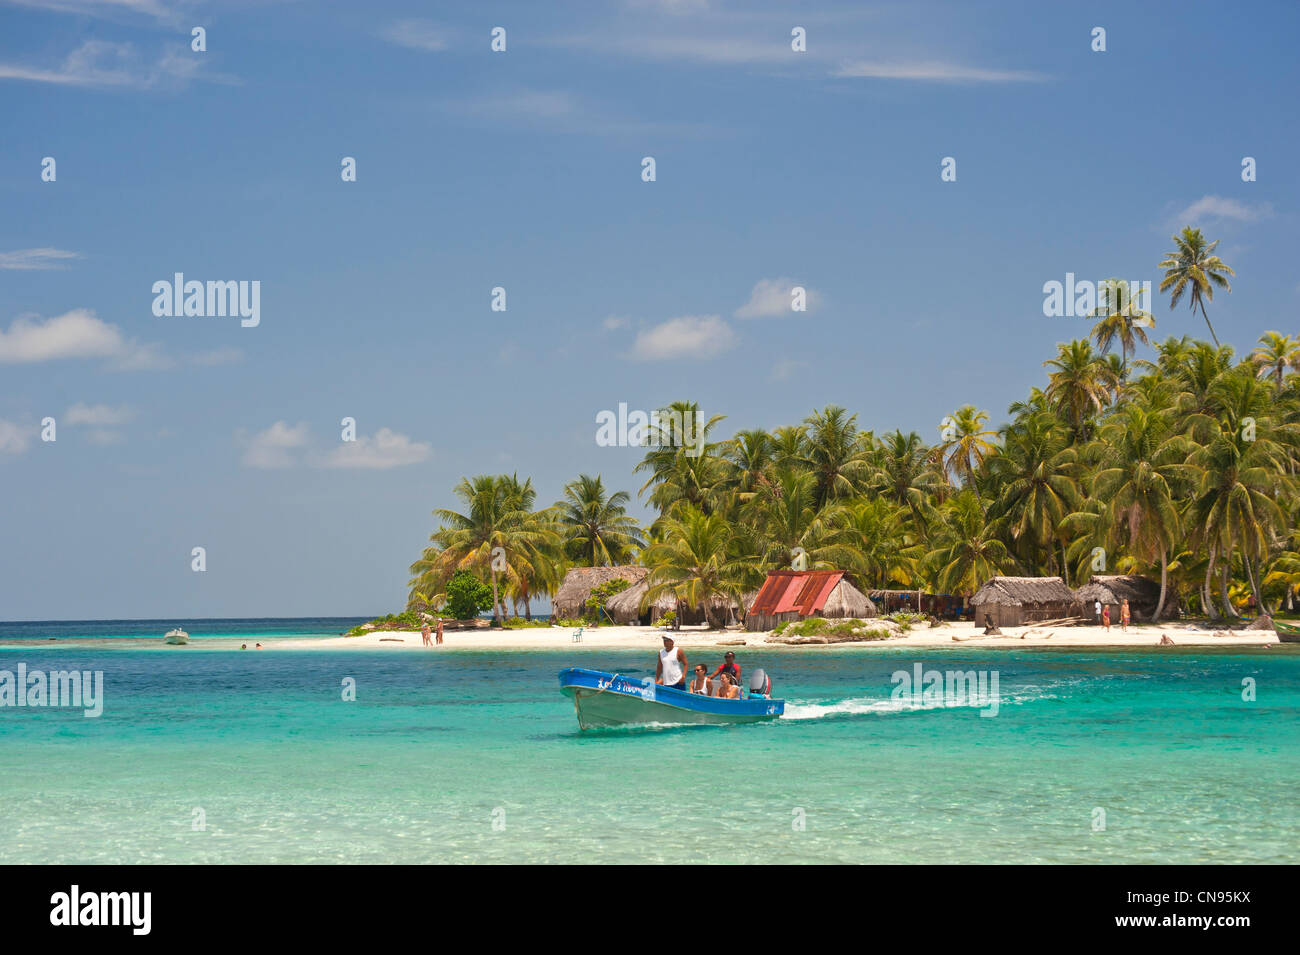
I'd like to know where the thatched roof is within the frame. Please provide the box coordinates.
[604,578,742,622]
[1075,575,1161,608]
[970,576,1076,606]
[552,565,648,615]
[822,578,877,618]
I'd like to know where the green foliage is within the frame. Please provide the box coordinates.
[654,609,676,628]
[778,617,893,640]
[585,577,631,621]
[344,610,424,636]
[445,570,494,620]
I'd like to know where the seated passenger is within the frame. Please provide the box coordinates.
[708,651,741,685]
[716,672,740,700]
[689,664,713,696]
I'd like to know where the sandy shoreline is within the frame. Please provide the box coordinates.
[278,621,1281,651]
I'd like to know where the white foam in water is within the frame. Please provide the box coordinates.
[782,687,1059,720]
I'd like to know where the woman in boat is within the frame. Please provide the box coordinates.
[689,664,713,696]
[716,672,740,700]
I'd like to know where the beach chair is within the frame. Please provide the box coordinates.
[571,625,584,643]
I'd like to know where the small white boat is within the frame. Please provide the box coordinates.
[164,628,189,645]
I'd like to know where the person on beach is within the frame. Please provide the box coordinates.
[656,634,687,689]
[1101,606,1110,632]
[715,672,740,700]
[421,622,431,647]
[1094,600,1102,622]
[689,664,713,696]
[435,619,444,645]
[1120,599,1131,632]
[240,643,247,650]
[708,652,741,685]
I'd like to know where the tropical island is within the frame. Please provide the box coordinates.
[346,228,1295,649]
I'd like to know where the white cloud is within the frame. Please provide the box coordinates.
[603,315,630,330]
[631,315,736,360]
[735,277,821,318]
[563,33,793,65]
[0,309,179,368]
[1171,195,1274,227]
[241,421,310,470]
[0,309,126,363]
[0,248,81,270]
[191,346,243,366]
[835,60,1046,83]
[379,19,451,52]
[320,428,432,470]
[0,419,31,455]
[109,341,173,371]
[0,39,228,89]
[625,0,711,12]
[86,429,125,446]
[4,0,182,21]
[770,359,807,382]
[66,402,132,426]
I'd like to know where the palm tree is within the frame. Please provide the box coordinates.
[642,508,745,629]
[1187,372,1296,614]
[937,405,998,487]
[1089,278,1155,379]
[926,490,1014,595]
[801,405,871,508]
[1159,227,1235,347]
[986,413,1079,578]
[555,474,644,567]
[634,401,728,521]
[744,466,839,571]
[1090,405,1192,619]
[869,430,940,523]
[1042,340,1116,441]
[829,497,920,591]
[1249,332,1300,387]
[431,475,558,623]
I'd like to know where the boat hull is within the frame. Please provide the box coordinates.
[558,667,783,730]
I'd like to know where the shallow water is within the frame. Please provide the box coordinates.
[1,642,1296,863]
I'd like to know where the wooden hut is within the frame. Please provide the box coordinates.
[1075,574,1167,622]
[745,570,875,632]
[605,579,742,627]
[969,576,1079,628]
[551,565,647,620]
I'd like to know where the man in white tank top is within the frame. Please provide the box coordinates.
[656,635,687,689]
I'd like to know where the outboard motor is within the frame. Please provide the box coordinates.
[748,668,771,698]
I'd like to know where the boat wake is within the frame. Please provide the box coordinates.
[783,687,1059,720]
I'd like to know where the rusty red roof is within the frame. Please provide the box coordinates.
[748,570,845,617]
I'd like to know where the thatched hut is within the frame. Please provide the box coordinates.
[969,576,1079,628]
[605,578,744,626]
[1075,574,1168,622]
[745,570,875,632]
[551,565,647,620]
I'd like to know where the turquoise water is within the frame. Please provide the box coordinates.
[1,641,1296,864]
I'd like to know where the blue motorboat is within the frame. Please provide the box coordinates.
[558,666,784,730]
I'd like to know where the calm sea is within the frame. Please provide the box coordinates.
[1,620,1296,863]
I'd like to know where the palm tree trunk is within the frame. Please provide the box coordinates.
[1199,299,1221,348]
[1153,548,1168,622]
[490,569,501,623]
[1219,563,1236,619]
[1203,549,1219,621]
[1244,555,1263,615]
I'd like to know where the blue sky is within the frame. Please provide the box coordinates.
[1,0,1297,620]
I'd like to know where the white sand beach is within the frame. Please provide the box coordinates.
[280,621,1280,651]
